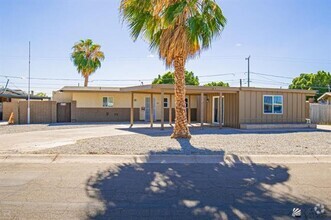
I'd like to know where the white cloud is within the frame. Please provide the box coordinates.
[235,43,242,47]
[147,54,155,58]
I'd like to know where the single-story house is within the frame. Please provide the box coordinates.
[0,88,50,121]
[53,84,316,129]
[317,92,331,105]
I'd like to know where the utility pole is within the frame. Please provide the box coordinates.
[245,55,250,87]
[239,79,242,88]
[27,41,31,124]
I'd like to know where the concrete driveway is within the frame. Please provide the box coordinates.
[0,158,330,219]
[0,124,134,153]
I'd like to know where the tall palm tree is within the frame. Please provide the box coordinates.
[71,39,105,87]
[121,0,226,138]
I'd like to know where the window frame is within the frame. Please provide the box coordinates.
[163,97,169,108]
[263,95,283,114]
[102,96,114,108]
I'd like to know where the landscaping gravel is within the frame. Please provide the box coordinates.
[35,127,331,155]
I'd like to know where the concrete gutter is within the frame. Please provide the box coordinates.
[0,154,330,164]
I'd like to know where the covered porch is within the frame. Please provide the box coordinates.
[122,84,240,130]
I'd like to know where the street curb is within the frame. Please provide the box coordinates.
[0,154,331,164]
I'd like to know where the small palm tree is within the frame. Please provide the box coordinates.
[121,0,226,138]
[71,39,105,87]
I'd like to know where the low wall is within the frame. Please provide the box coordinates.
[240,123,317,129]
[71,101,139,122]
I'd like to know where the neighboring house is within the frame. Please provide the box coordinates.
[317,92,331,105]
[53,84,316,129]
[0,88,50,121]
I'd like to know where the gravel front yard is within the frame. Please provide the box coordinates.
[35,128,331,155]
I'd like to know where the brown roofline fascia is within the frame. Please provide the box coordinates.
[57,84,316,95]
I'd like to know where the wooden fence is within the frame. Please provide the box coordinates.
[3,101,57,124]
[309,104,331,124]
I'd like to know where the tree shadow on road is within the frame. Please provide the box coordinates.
[85,139,329,219]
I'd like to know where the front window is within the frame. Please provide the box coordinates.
[163,98,168,108]
[103,97,114,107]
[263,95,283,114]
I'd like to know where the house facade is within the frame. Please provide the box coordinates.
[53,84,316,129]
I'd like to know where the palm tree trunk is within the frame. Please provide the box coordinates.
[84,75,89,87]
[171,55,191,139]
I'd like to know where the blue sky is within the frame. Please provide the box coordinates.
[0,0,330,95]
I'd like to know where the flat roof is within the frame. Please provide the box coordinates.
[58,84,316,95]
[59,86,121,92]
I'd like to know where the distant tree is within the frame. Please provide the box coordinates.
[289,71,331,98]
[204,81,229,87]
[71,39,105,87]
[152,71,199,86]
[36,92,47,97]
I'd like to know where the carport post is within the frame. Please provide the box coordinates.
[219,92,222,128]
[188,95,191,124]
[169,94,172,125]
[130,92,134,127]
[200,92,204,128]
[160,90,164,130]
[150,93,153,127]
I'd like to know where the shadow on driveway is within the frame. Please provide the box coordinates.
[85,140,329,219]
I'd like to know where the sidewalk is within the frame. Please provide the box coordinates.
[1,154,330,164]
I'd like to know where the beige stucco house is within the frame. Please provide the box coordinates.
[53,84,316,129]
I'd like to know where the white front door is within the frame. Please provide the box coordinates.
[145,97,156,121]
[212,96,224,125]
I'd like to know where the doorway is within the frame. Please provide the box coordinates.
[145,97,156,122]
[212,96,224,125]
[57,103,71,123]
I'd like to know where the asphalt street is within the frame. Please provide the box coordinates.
[0,160,330,219]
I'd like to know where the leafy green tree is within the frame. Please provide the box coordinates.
[36,92,47,97]
[204,81,229,87]
[289,71,331,98]
[152,71,199,86]
[121,0,226,138]
[71,39,105,87]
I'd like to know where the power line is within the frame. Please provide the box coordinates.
[252,74,291,85]
[0,72,245,82]
[250,72,294,79]
[198,73,241,78]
